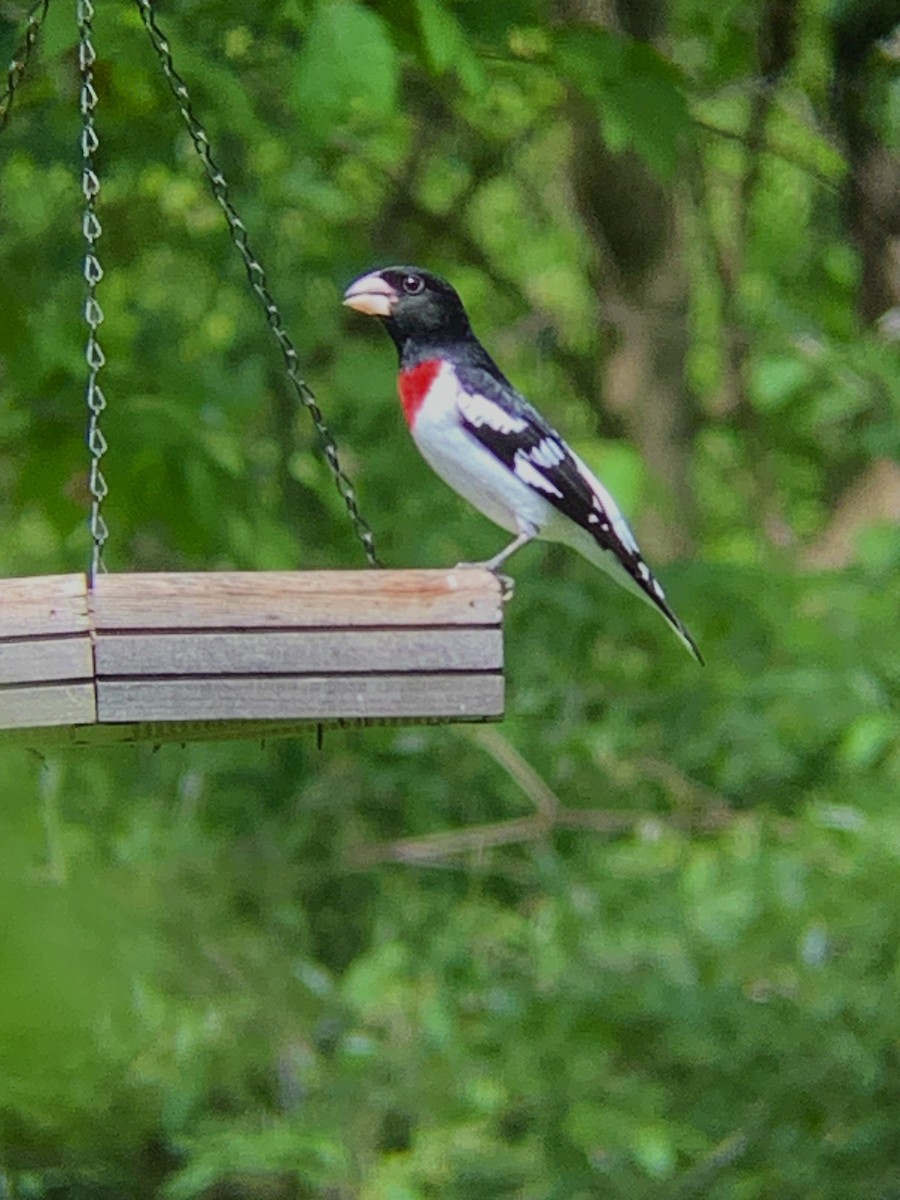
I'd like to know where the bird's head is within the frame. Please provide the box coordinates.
[343,266,473,353]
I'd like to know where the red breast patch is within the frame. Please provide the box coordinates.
[398,359,442,426]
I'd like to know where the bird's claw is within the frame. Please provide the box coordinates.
[496,573,515,601]
[453,561,515,601]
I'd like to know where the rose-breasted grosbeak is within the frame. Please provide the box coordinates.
[343,265,703,663]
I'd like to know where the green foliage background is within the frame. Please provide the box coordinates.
[1,0,899,1196]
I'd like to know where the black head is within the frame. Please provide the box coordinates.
[343,266,475,358]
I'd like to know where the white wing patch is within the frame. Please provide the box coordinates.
[649,575,666,601]
[454,379,659,589]
[574,459,641,556]
[513,451,563,497]
[527,436,566,469]
[457,390,528,435]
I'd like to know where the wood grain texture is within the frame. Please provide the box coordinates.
[0,711,500,746]
[0,574,90,637]
[0,569,507,739]
[91,570,502,629]
[95,628,503,676]
[0,636,94,686]
[97,673,504,723]
[0,682,97,728]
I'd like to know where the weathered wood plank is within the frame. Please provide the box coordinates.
[0,682,97,728]
[95,628,503,676]
[91,570,502,630]
[0,709,500,746]
[0,569,506,740]
[97,673,504,722]
[0,574,90,638]
[0,636,94,686]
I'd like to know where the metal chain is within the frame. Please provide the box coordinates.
[77,0,108,580]
[0,0,51,131]
[132,0,381,567]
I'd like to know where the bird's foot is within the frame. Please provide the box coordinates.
[496,573,515,601]
[453,561,515,601]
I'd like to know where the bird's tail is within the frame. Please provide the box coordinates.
[658,599,704,665]
[573,531,704,664]
[622,568,704,665]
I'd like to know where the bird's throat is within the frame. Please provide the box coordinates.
[398,359,443,427]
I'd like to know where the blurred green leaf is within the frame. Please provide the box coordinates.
[554,27,691,177]
[838,712,896,770]
[414,0,486,92]
[751,355,814,411]
[291,0,398,139]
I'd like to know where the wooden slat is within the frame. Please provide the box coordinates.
[0,636,94,686]
[0,568,506,740]
[0,710,500,746]
[91,569,502,629]
[0,682,97,728]
[0,574,89,637]
[95,628,502,676]
[97,673,504,723]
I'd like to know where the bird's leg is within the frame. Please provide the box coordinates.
[456,530,534,573]
[482,531,534,571]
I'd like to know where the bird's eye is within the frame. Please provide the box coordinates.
[402,274,424,295]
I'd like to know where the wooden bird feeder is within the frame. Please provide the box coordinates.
[0,2,505,746]
[0,571,504,746]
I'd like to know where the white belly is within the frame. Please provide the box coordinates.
[410,364,556,537]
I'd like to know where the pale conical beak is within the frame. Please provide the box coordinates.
[343,272,398,318]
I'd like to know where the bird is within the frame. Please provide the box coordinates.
[343,265,703,664]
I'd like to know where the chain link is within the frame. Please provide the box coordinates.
[0,0,51,131]
[77,0,108,580]
[132,0,380,567]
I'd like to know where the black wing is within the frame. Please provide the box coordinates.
[454,361,704,663]
[454,362,640,559]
